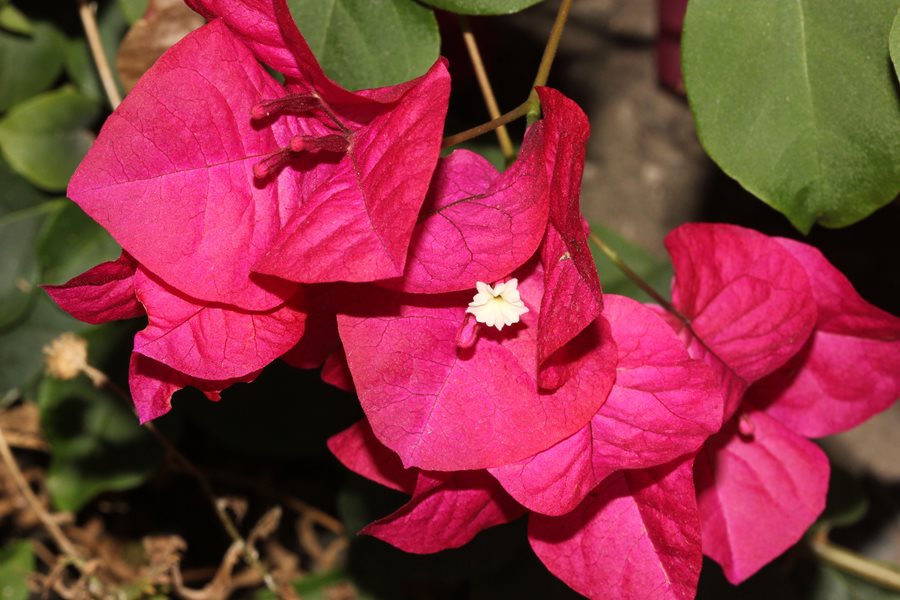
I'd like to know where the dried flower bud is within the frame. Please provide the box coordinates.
[42,332,89,381]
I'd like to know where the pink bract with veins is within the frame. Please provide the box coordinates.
[664,223,900,584]
[68,0,450,312]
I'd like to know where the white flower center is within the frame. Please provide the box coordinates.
[465,279,529,331]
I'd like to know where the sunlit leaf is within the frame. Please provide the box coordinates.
[0,21,65,110]
[683,0,900,232]
[288,0,440,90]
[419,0,541,15]
[0,87,99,191]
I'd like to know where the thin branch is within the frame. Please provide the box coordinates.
[101,379,281,595]
[810,529,900,591]
[77,0,122,110]
[0,423,84,567]
[527,0,575,117]
[459,16,515,162]
[588,231,687,321]
[442,0,576,147]
[442,100,530,149]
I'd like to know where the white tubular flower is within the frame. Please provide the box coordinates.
[466,279,529,331]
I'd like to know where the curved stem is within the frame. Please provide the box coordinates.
[810,529,900,591]
[527,0,575,116]
[0,423,85,567]
[588,231,687,322]
[101,378,280,594]
[77,0,122,110]
[442,100,530,149]
[459,16,515,162]
[443,0,576,147]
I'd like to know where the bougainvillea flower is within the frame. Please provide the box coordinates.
[68,0,450,312]
[664,223,900,583]
[45,255,306,422]
[337,260,617,472]
[489,294,720,516]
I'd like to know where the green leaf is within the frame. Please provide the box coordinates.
[0,87,99,191]
[37,203,120,285]
[0,541,34,600]
[39,365,160,512]
[588,224,673,303]
[66,0,130,100]
[0,293,88,400]
[0,156,61,328]
[419,0,541,15]
[288,0,440,90]
[0,21,66,111]
[0,2,33,35]
[808,565,900,600]
[891,8,900,83]
[117,0,149,24]
[682,0,900,233]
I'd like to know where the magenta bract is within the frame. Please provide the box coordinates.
[43,253,143,324]
[338,261,617,471]
[68,0,450,312]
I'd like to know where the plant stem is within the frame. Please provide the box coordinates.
[101,378,280,594]
[0,423,85,567]
[527,0,575,118]
[588,231,687,323]
[810,529,900,591]
[443,0,576,148]
[77,0,122,110]
[442,100,531,149]
[459,16,515,162]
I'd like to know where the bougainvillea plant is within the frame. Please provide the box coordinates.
[2,0,899,597]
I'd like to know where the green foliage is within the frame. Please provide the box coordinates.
[37,203,120,284]
[117,0,149,24]
[891,8,900,82]
[0,541,34,600]
[682,0,900,233]
[65,1,130,101]
[0,21,66,111]
[813,466,869,532]
[38,367,160,512]
[288,0,440,90]
[0,156,61,328]
[0,86,99,191]
[419,0,541,15]
[809,566,900,600]
[589,224,673,303]
[0,1,33,35]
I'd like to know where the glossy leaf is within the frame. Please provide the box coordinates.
[0,290,89,399]
[0,156,60,327]
[892,7,900,82]
[0,21,65,110]
[0,87,99,191]
[37,203,120,284]
[419,0,541,15]
[683,0,900,232]
[0,541,34,600]
[288,0,440,90]
[39,358,160,511]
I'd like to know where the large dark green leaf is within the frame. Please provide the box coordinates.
[0,21,65,111]
[0,541,34,600]
[0,156,61,327]
[288,0,439,90]
[0,293,89,400]
[683,0,900,233]
[39,364,160,512]
[0,87,99,191]
[589,224,673,303]
[419,0,541,15]
[37,203,120,285]
[891,8,900,82]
